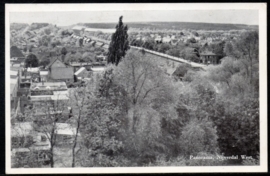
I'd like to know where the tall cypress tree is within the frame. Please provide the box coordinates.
[107,16,130,65]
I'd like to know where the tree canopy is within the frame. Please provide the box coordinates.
[25,54,39,68]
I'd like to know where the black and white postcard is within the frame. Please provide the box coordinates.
[5,3,267,173]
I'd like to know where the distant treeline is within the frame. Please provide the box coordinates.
[79,22,258,31]
[10,23,29,31]
[29,23,50,30]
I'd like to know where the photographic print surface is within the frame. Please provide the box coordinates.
[5,3,267,173]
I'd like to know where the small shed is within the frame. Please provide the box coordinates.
[40,71,49,82]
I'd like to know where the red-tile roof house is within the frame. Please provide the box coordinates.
[46,58,74,82]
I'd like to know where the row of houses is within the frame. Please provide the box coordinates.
[70,33,110,50]
[132,30,238,47]
[72,25,115,36]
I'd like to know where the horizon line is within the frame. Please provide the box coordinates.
[11,21,259,27]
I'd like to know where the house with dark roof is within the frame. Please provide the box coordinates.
[200,51,222,65]
[46,58,74,82]
[10,46,25,63]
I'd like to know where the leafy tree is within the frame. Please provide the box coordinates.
[25,54,39,68]
[172,63,192,79]
[82,52,96,63]
[209,41,226,56]
[130,39,144,47]
[212,98,259,164]
[64,53,82,63]
[192,31,199,37]
[179,48,199,62]
[143,38,156,50]
[186,54,200,63]
[235,31,258,85]
[68,83,92,167]
[79,96,124,167]
[78,38,84,47]
[179,118,219,156]
[12,149,44,168]
[204,57,241,88]
[61,47,67,56]
[166,48,180,57]
[39,35,51,47]
[157,43,171,53]
[51,43,56,48]
[224,41,236,57]
[114,51,162,132]
[107,16,130,65]
[114,51,177,164]
[235,31,258,61]
[187,37,196,43]
[44,27,51,35]
[182,70,197,82]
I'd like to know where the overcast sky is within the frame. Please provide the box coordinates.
[9,10,258,26]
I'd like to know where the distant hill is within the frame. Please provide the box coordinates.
[79,22,258,31]
[29,23,50,30]
[10,23,29,31]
